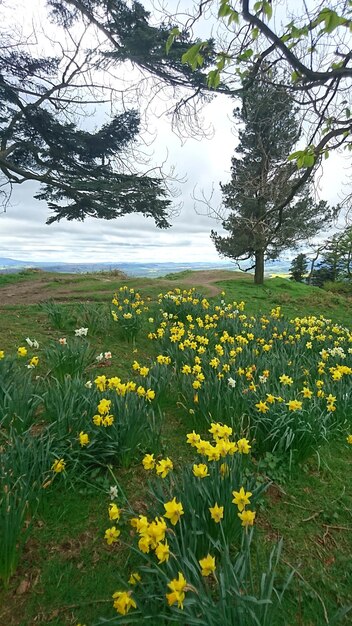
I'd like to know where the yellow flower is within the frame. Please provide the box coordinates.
[142,453,155,470]
[29,356,39,367]
[145,388,155,401]
[105,526,120,545]
[17,346,27,357]
[186,431,201,446]
[139,366,150,377]
[92,414,103,426]
[51,458,65,473]
[346,434,352,444]
[166,572,187,609]
[156,458,173,478]
[97,398,111,415]
[155,541,170,563]
[232,487,252,512]
[103,414,114,427]
[128,572,141,585]
[209,503,224,523]
[287,399,303,411]
[112,590,136,615]
[301,387,313,398]
[192,463,209,478]
[279,374,293,385]
[163,497,184,525]
[94,375,107,391]
[219,462,229,477]
[199,554,216,576]
[0,350,4,359]
[255,401,269,413]
[237,438,251,454]
[108,503,121,521]
[79,431,89,447]
[238,509,256,527]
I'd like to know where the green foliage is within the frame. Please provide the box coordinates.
[0,356,41,433]
[211,76,332,284]
[0,431,52,587]
[289,253,308,283]
[40,300,76,330]
[43,337,98,381]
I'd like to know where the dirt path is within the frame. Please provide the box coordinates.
[0,270,247,306]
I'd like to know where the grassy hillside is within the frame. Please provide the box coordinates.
[0,271,352,626]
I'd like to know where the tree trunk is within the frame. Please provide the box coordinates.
[254,250,264,285]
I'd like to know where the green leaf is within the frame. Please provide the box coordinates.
[207,69,221,89]
[254,1,262,12]
[165,27,180,55]
[317,8,347,33]
[237,48,254,62]
[251,26,259,40]
[181,42,206,69]
[263,1,273,20]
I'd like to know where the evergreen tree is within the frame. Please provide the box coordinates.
[289,254,308,283]
[0,6,172,226]
[211,78,332,284]
[311,233,348,286]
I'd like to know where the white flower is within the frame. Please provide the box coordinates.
[96,353,103,362]
[75,327,88,337]
[228,377,236,388]
[85,380,93,389]
[148,317,154,323]
[59,337,67,345]
[259,375,267,384]
[26,337,39,348]
[109,485,118,500]
[104,351,112,359]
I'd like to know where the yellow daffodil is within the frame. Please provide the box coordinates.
[163,497,184,525]
[192,463,209,478]
[108,503,121,521]
[199,554,216,576]
[112,590,136,615]
[232,487,252,512]
[209,503,224,523]
[238,509,256,527]
[166,572,187,609]
[79,431,89,447]
[128,572,141,585]
[155,541,170,563]
[156,458,173,478]
[104,526,120,545]
[51,458,65,473]
[142,453,155,470]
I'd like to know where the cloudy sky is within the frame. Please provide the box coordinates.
[0,0,349,264]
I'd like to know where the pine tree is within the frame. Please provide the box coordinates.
[289,254,308,282]
[211,77,332,284]
[0,8,171,226]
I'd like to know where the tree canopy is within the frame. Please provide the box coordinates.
[0,1,172,226]
[50,0,352,219]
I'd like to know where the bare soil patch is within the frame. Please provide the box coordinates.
[0,270,247,306]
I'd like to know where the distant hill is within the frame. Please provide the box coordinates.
[0,257,290,277]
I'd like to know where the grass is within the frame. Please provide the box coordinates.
[1,270,352,625]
